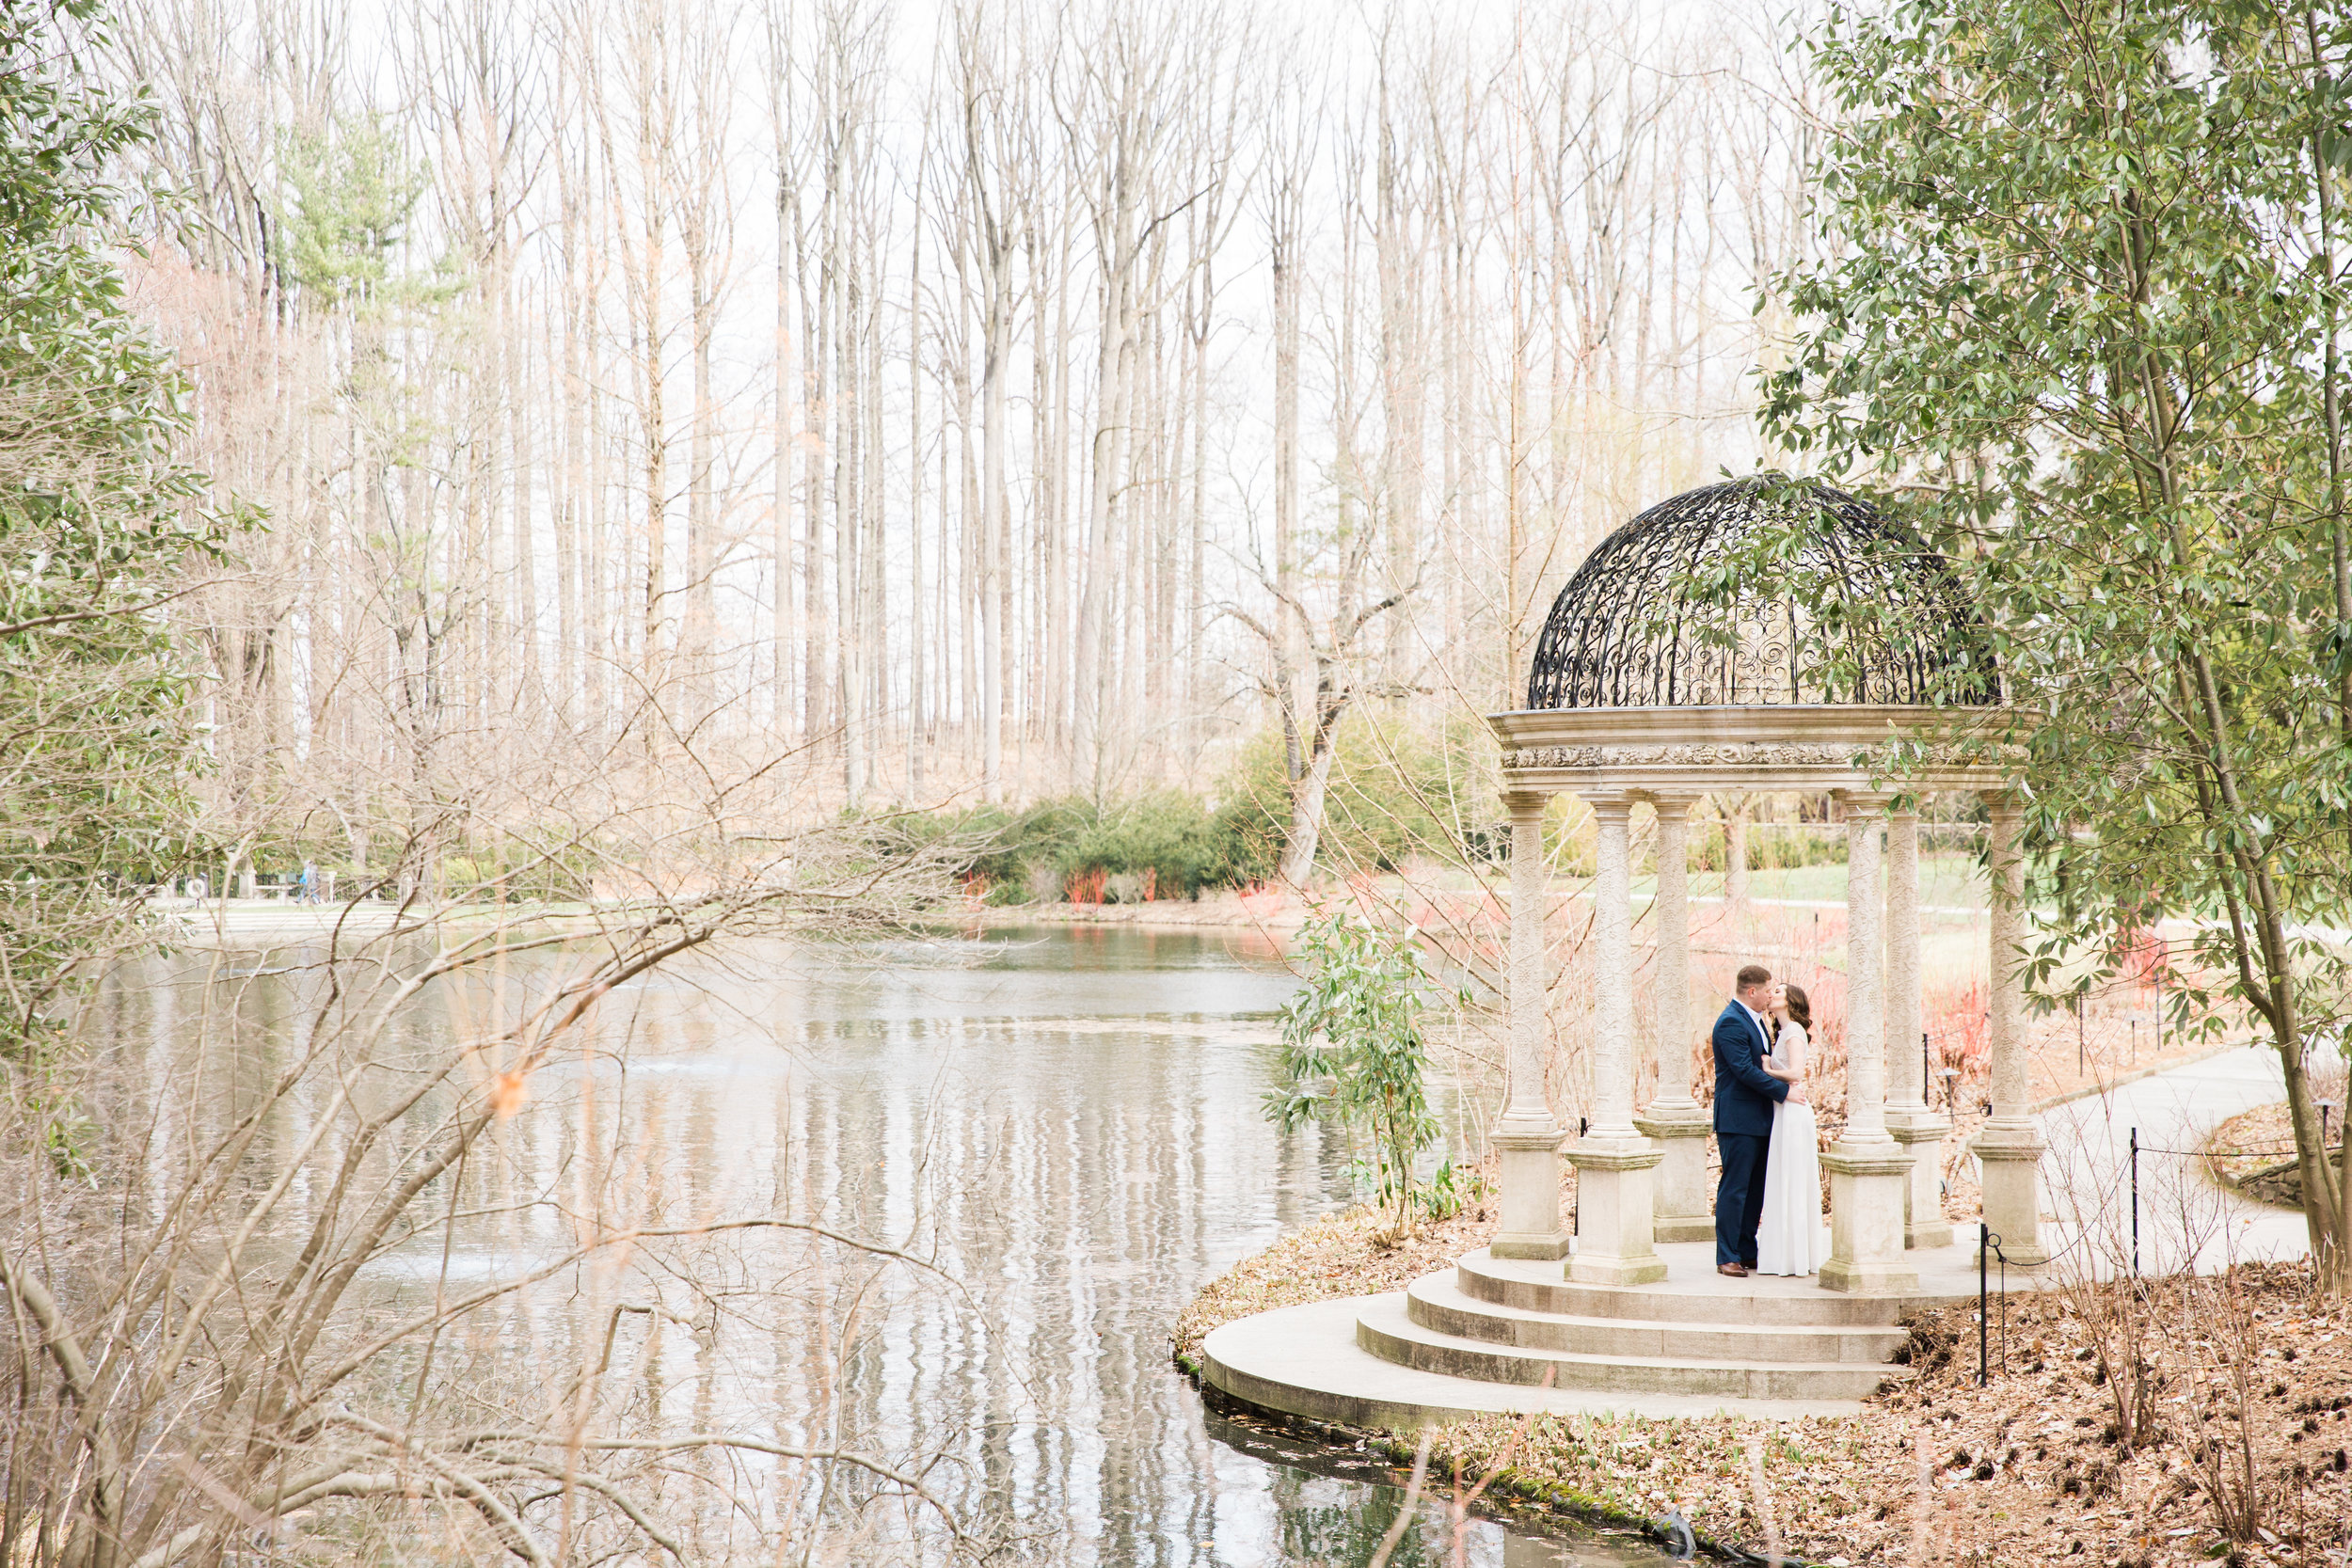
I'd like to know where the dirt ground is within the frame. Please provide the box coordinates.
[1176,1197,2352,1566]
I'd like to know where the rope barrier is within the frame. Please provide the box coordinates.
[2136,1143,2305,1158]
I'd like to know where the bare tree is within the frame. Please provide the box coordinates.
[103,0,1812,859]
[0,766,986,1565]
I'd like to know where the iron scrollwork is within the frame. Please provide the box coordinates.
[1523,479,2001,711]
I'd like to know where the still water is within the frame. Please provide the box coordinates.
[127,921,1664,1565]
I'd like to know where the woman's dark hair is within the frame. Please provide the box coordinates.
[1783,985,1813,1030]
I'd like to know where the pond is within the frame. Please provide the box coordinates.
[108,921,1670,1565]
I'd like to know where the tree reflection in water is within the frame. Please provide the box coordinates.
[83,923,1664,1563]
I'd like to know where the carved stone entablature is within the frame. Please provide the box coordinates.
[1505,741,1855,770]
[1500,738,2021,772]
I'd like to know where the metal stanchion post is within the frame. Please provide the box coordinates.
[2130,1127,2139,1278]
[1570,1117,1589,1243]
[1978,1224,2009,1386]
[1979,1222,1990,1386]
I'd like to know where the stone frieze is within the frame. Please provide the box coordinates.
[1500,740,2016,770]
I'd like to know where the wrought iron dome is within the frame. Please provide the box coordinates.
[1524,478,2000,711]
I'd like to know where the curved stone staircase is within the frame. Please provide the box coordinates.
[1200,1241,1980,1426]
[1357,1250,1918,1402]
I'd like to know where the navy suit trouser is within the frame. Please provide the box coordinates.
[1714,1132,1771,1268]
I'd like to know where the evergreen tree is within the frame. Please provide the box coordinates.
[0,0,230,1062]
[1762,0,2352,1278]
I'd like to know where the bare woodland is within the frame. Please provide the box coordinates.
[116,0,1812,877]
[0,3,1834,1563]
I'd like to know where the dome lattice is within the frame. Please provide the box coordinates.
[1524,479,1999,711]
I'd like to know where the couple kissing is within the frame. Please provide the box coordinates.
[1711,963,1824,1278]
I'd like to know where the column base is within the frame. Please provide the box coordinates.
[1564,1137,1666,1285]
[1885,1107,1955,1250]
[1819,1142,1919,1295]
[1973,1121,2051,1267]
[1633,1102,1714,1243]
[1489,1123,1570,1260]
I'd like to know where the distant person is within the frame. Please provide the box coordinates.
[1711,963,1803,1277]
[300,862,317,904]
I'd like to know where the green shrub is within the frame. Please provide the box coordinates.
[918,790,1238,903]
[1209,721,1491,881]
[1264,911,1444,1243]
[899,718,1505,900]
[439,834,599,902]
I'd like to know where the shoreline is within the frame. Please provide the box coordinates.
[1192,1381,1743,1564]
[1172,1240,2348,1567]
[1171,1183,2343,1567]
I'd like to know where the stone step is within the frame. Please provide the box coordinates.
[1404,1273,1910,1365]
[1454,1247,1966,1327]
[1356,1294,1912,1402]
[1200,1295,1874,1428]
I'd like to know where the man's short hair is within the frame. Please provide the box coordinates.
[1735,964,1772,990]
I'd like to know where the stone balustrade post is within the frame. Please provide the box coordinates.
[1883,804,1955,1248]
[1564,792,1665,1284]
[1633,792,1712,1243]
[1974,792,2049,1264]
[1821,792,1919,1293]
[1491,789,1569,1259]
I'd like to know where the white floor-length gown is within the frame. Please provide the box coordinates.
[1755,1019,1825,1276]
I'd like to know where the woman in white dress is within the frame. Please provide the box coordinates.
[1755,983,1825,1276]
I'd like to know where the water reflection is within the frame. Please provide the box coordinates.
[97,921,1658,1564]
[1204,1409,1671,1566]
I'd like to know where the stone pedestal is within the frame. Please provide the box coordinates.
[1974,1122,2051,1266]
[1565,1137,1668,1285]
[1819,1145,1919,1294]
[1633,1109,1714,1243]
[1491,1125,1571,1259]
[1886,1108,1956,1250]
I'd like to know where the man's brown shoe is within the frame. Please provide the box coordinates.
[1717,1262,1749,1277]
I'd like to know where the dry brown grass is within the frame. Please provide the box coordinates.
[1319,1266,2352,1568]
[1177,1164,2351,1566]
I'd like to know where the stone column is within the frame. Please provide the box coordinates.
[1634,793,1711,1243]
[1973,792,2049,1264]
[1492,789,1569,1259]
[1820,792,1918,1293]
[1882,805,1954,1248]
[1565,792,1665,1284]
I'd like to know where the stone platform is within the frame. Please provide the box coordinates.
[1201,1240,2014,1429]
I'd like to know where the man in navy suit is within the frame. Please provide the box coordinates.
[1712,963,1805,1276]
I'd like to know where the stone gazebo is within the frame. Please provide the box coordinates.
[1486,479,2048,1292]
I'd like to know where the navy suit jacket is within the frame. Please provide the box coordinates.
[1710,999,1788,1137]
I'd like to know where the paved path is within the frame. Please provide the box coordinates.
[2030,1043,2314,1276]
